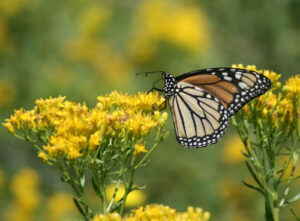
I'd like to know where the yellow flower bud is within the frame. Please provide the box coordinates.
[38,151,48,162]
[2,122,15,134]
[203,211,211,220]
[134,143,147,157]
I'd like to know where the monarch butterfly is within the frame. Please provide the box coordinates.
[141,67,271,148]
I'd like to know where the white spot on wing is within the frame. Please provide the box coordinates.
[239,82,248,89]
[224,76,232,81]
[235,73,242,80]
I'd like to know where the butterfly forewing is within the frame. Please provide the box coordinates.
[169,82,229,148]
[176,68,271,116]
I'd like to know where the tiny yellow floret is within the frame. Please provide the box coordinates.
[38,151,48,162]
[134,143,147,157]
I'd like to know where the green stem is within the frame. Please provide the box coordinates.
[279,138,300,207]
[106,179,121,212]
[134,129,162,170]
[120,158,136,216]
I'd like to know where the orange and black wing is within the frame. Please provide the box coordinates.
[175,68,271,116]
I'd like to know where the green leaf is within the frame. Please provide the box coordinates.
[280,175,300,183]
[80,175,85,188]
[61,176,68,182]
[73,198,86,218]
[290,208,300,221]
[110,200,123,212]
[91,177,103,199]
[242,181,265,196]
[131,185,146,191]
[95,159,103,165]
[245,161,263,189]
[111,154,119,160]
[37,132,48,144]
[283,193,300,206]
[241,150,250,158]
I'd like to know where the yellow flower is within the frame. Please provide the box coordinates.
[3,92,167,160]
[177,206,210,221]
[231,64,299,130]
[283,75,300,99]
[134,143,147,157]
[106,184,147,208]
[10,168,40,210]
[78,5,110,36]
[47,193,77,221]
[222,136,246,165]
[89,131,101,151]
[5,168,41,221]
[130,0,210,62]
[38,151,48,162]
[93,204,210,221]
[92,213,122,221]
[2,121,15,134]
[154,111,168,126]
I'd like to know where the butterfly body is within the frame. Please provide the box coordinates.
[153,67,271,148]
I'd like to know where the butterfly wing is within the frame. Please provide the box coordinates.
[169,82,229,148]
[175,68,271,116]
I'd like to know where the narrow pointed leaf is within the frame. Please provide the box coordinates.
[73,198,86,218]
[290,208,300,221]
[92,178,103,199]
[110,200,123,212]
[245,161,263,189]
[242,181,265,196]
[80,175,85,188]
[241,150,250,158]
[283,193,300,206]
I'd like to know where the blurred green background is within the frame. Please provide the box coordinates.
[0,0,299,220]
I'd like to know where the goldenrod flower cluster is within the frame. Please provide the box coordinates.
[130,0,209,63]
[3,91,168,160]
[232,64,299,130]
[47,193,76,221]
[92,204,210,221]
[4,168,40,221]
[222,136,246,165]
[231,65,300,220]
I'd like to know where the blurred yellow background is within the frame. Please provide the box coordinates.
[0,0,299,220]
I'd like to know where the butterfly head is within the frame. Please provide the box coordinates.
[162,72,177,97]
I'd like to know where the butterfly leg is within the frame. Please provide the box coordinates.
[158,100,167,110]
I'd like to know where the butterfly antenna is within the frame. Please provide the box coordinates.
[136,70,165,77]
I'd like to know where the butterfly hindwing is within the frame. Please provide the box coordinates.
[169,82,229,148]
[176,68,271,116]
